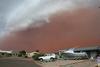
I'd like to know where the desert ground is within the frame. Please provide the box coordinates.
[0,57,97,67]
[36,60,97,67]
[0,57,41,67]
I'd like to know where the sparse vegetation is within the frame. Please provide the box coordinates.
[0,52,12,57]
[18,50,27,58]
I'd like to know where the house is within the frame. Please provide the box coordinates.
[0,50,12,54]
[0,50,13,57]
[58,48,88,60]
[58,46,100,60]
[74,46,100,59]
[27,52,40,57]
[58,48,70,55]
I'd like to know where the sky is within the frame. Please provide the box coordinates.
[0,0,100,52]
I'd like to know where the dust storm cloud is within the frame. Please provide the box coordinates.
[0,8,100,52]
[0,0,100,52]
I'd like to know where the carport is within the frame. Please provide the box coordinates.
[74,46,100,59]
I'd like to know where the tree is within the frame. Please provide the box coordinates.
[35,50,39,52]
[18,50,27,58]
[19,50,26,55]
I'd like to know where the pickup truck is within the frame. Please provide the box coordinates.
[38,53,57,62]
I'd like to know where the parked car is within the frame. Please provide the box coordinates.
[38,53,57,62]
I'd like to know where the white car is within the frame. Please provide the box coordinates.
[39,53,57,62]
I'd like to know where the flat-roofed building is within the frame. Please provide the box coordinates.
[0,50,13,57]
[74,46,100,59]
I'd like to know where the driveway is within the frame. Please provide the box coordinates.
[0,57,41,67]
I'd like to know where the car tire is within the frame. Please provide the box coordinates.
[50,58,55,61]
[40,58,43,62]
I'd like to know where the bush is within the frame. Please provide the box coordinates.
[32,53,44,60]
[18,54,22,57]
[6,53,12,57]
[19,50,26,55]
[18,50,27,58]
[24,55,28,58]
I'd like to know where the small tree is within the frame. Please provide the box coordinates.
[18,50,27,58]
[35,50,39,52]
[19,50,26,55]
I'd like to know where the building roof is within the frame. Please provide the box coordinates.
[0,50,12,53]
[74,46,100,52]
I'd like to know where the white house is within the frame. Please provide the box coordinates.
[27,52,39,57]
[0,50,12,54]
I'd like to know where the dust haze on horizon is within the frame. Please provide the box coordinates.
[0,0,100,52]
